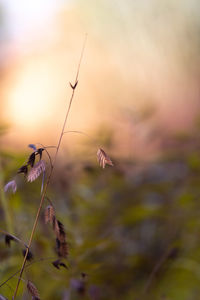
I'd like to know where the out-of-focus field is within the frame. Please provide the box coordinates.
[2,126,200,300]
[1,1,200,299]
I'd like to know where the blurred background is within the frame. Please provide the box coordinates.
[1,0,200,299]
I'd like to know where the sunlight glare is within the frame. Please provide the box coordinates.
[7,60,58,129]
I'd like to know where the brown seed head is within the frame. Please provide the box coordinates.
[97,148,113,168]
[27,280,40,300]
[27,160,45,182]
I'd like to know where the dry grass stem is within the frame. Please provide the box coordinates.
[12,35,87,299]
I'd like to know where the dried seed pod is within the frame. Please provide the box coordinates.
[57,241,68,258]
[59,241,68,258]
[27,280,40,300]
[27,160,45,182]
[53,217,60,236]
[4,180,17,193]
[97,148,113,168]
[55,220,66,242]
[27,152,36,167]
[17,165,28,175]
[36,148,44,160]
[52,259,68,270]
[44,205,55,225]
[5,234,14,247]
[22,249,33,261]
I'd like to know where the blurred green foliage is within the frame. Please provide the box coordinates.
[1,128,200,300]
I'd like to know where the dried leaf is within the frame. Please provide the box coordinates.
[5,234,14,247]
[27,280,40,300]
[44,205,55,225]
[27,152,36,167]
[4,180,17,193]
[27,160,45,182]
[97,148,113,168]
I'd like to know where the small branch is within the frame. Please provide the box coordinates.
[63,130,97,144]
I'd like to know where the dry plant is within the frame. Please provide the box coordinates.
[0,36,114,299]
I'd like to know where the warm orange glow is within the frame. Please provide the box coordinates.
[7,62,53,128]
[1,1,200,155]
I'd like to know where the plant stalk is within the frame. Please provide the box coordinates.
[13,35,87,299]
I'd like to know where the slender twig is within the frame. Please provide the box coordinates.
[35,143,57,149]
[12,34,87,299]
[63,130,97,144]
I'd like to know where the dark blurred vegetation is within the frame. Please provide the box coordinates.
[1,119,200,300]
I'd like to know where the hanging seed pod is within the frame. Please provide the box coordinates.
[17,165,28,175]
[27,280,40,300]
[27,152,36,167]
[27,160,45,182]
[97,148,113,168]
[4,180,17,193]
[44,205,55,225]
